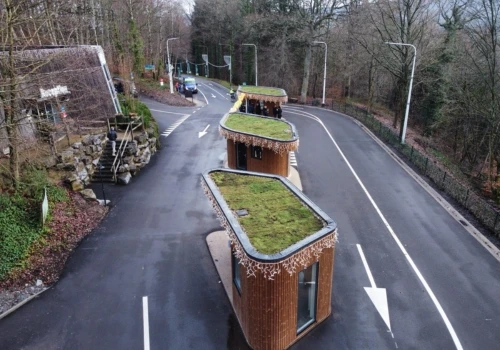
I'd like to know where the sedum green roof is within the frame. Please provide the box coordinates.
[210,172,324,255]
[238,85,287,97]
[224,113,292,140]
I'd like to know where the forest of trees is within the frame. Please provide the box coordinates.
[0,0,499,199]
[193,0,500,198]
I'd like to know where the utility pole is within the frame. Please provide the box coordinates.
[242,43,258,86]
[385,42,417,144]
[167,37,179,93]
[313,41,327,106]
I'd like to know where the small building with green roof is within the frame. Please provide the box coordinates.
[237,85,287,117]
[220,112,299,177]
[202,168,337,349]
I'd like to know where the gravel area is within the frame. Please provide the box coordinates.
[0,282,46,315]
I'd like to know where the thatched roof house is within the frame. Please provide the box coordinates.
[0,45,120,153]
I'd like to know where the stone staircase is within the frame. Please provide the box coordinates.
[91,140,120,183]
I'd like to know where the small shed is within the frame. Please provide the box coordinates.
[237,85,287,117]
[220,112,298,177]
[202,169,337,350]
[0,45,120,152]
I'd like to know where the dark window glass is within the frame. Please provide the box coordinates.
[232,253,242,295]
[297,262,318,333]
[251,146,262,160]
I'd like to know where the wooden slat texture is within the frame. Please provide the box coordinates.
[227,139,289,177]
[230,236,335,349]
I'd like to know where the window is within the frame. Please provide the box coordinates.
[251,146,262,160]
[232,253,242,295]
[296,262,318,333]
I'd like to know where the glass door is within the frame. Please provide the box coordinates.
[297,262,318,333]
[236,142,247,170]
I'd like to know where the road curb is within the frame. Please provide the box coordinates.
[0,287,49,321]
[290,104,500,263]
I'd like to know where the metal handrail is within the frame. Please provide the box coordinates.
[111,123,130,181]
[110,116,144,182]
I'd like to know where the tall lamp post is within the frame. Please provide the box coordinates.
[385,42,417,145]
[242,43,258,86]
[312,41,327,106]
[167,37,179,94]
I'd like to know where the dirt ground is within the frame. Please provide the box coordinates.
[0,191,107,292]
[138,82,195,107]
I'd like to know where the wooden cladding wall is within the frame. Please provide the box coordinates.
[227,139,289,177]
[231,246,335,349]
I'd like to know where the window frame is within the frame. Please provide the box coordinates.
[232,253,242,295]
[296,262,319,334]
[251,145,263,160]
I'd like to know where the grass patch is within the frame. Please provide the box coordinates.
[224,113,293,140]
[238,85,286,97]
[0,167,69,281]
[211,172,324,255]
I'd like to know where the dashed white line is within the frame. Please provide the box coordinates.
[285,108,463,350]
[143,296,150,350]
[290,151,298,167]
[161,114,190,137]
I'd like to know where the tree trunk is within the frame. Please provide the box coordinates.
[300,44,312,103]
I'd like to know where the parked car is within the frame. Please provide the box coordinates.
[183,77,198,94]
[113,77,138,98]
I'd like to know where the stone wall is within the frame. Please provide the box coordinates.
[56,134,107,191]
[116,131,157,185]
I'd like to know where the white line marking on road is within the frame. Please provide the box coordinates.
[285,109,463,350]
[289,151,298,167]
[202,83,229,100]
[148,108,186,115]
[143,296,150,350]
[357,244,391,331]
[198,124,210,138]
[357,244,377,287]
[198,88,209,104]
[161,114,190,138]
[211,93,216,98]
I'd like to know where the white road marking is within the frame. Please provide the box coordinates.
[161,114,190,137]
[198,124,210,138]
[285,109,463,350]
[143,296,150,350]
[289,151,298,167]
[357,244,391,331]
[148,108,186,115]
[201,83,229,100]
[197,88,209,104]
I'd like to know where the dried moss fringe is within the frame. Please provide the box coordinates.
[202,180,337,280]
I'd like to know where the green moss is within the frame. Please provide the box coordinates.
[211,172,324,255]
[238,85,286,97]
[224,113,293,140]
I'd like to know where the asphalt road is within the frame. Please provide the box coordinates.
[0,79,499,350]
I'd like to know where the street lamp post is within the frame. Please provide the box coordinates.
[312,41,327,106]
[242,43,258,86]
[167,37,179,94]
[385,42,417,145]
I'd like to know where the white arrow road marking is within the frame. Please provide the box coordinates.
[198,124,210,138]
[143,296,150,350]
[357,244,391,331]
[211,93,216,98]
[201,83,229,100]
[284,108,463,350]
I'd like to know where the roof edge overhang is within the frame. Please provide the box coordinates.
[219,113,299,153]
[201,168,338,279]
